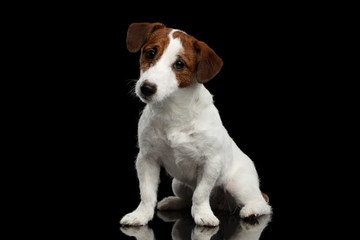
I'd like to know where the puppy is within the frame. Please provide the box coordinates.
[120,22,271,226]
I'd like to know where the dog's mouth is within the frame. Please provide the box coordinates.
[138,93,152,103]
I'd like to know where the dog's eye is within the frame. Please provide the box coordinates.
[174,60,185,71]
[145,49,156,60]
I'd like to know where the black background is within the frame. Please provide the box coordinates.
[18,2,351,239]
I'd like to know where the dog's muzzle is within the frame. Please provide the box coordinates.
[140,80,157,98]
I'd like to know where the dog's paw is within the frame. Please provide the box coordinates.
[157,196,191,211]
[192,206,219,226]
[193,212,220,227]
[120,210,153,226]
[240,202,272,219]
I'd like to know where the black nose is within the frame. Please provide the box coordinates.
[140,81,157,97]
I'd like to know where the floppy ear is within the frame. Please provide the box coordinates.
[194,41,223,83]
[126,22,165,53]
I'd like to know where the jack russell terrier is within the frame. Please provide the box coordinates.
[120,22,272,226]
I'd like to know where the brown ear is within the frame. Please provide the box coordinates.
[195,41,223,83]
[126,22,165,53]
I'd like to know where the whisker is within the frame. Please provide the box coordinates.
[125,78,138,85]
[124,79,138,98]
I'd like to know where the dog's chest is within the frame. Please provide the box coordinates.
[142,115,204,184]
[158,122,203,160]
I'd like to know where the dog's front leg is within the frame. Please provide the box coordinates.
[120,153,160,226]
[191,156,221,226]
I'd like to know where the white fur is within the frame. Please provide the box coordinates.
[135,29,183,104]
[121,213,271,240]
[121,30,271,226]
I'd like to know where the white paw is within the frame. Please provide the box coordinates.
[157,196,190,210]
[192,206,220,226]
[120,210,153,226]
[240,201,272,218]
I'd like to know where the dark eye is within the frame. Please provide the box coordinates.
[174,60,185,71]
[145,48,156,60]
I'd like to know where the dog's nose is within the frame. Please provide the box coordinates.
[140,81,157,97]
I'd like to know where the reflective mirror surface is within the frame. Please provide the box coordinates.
[120,210,271,240]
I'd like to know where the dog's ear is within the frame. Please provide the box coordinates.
[194,41,223,83]
[126,22,165,53]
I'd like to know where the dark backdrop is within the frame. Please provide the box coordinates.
[31,3,339,238]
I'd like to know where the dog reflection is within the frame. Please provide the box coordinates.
[120,225,155,240]
[120,211,271,240]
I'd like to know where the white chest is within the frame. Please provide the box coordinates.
[140,117,203,185]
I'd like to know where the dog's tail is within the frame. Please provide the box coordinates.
[262,192,269,203]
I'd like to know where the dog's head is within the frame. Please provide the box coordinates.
[127,22,223,103]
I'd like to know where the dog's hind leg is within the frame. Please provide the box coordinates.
[157,178,193,211]
[225,169,272,219]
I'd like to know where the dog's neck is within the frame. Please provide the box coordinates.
[147,83,213,122]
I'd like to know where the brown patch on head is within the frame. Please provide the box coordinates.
[127,23,223,89]
[126,22,172,73]
[139,28,172,73]
[172,31,223,88]
[126,22,165,52]
[172,31,198,88]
